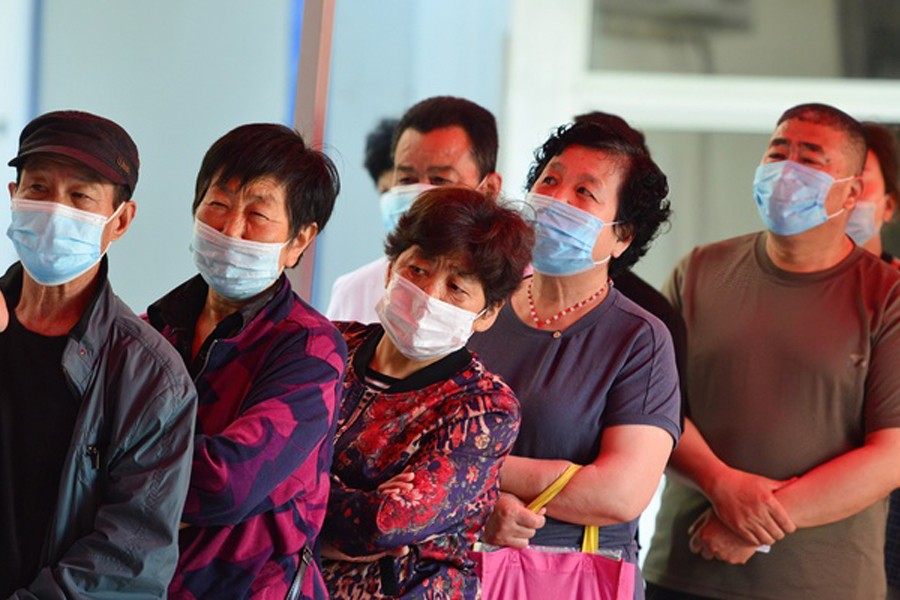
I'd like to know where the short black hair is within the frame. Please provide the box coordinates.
[574,110,649,152]
[863,121,900,201]
[385,187,534,311]
[526,119,670,277]
[193,123,340,238]
[777,103,867,174]
[392,96,498,178]
[363,118,399,186]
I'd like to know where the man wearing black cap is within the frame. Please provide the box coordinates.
[0,110,197,598]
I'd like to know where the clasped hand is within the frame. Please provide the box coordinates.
[689,469,797,564]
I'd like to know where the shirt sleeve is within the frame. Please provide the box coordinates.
[864,276,900,432]
[323,392,520,555]
[181,329,346,526]
[662,252,691,314]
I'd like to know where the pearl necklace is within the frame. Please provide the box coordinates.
[527,278,611,329]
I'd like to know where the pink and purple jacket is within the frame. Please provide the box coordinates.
[146,275,347,600]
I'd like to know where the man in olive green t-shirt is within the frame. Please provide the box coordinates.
[644,103,900,600]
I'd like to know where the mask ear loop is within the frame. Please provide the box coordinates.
[826,174,862,220]
[100,202,128,255]
[592,218,624,267]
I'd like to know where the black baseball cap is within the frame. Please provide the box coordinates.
[8,110,139,194]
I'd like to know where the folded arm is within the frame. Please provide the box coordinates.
[669,418,796,546]
[182,340,343,526]
[682,424,900,561]
[324,400,519,556]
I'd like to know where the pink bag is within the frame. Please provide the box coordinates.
[472,465,636,600]
[473,545,634,600]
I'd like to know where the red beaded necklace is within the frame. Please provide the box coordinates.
[527,277,612,329]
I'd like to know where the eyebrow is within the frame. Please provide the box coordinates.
[452,268,478,281]
[246,192,278,205]
[769,138,825,154]
[396,164,459,176]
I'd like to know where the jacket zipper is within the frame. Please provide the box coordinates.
[193,339,219,383]
[86,445,101,469]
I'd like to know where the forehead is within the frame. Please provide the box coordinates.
[769,119,847,153]
[395,126,476,164]
[542,145,626,183]
[863,149,883,177]
[209,174,287,203]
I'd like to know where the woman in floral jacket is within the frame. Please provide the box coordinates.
[322,187,533,599]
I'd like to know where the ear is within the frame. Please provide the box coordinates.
[8,182,16,199]
[284,222,319,268]
[610,223,634,259]
[108,201,136,242]
[384,261,394,288]
[884,194,897,223]
[478,173,503,200]
[842,177,863,210]
[472,299,503,333]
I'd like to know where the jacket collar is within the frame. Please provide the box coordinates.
[147,273,288,335]
[0,257,119,396]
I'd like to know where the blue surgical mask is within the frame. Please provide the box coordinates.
[7,198,122,286]
[753,161,852,236]
[845,201,878,245]
[527,192,616,276]
[378,183,435,233]
[191,220,288,301]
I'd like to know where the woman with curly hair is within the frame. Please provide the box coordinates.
[468,118,682,598]
[320,186,534,599]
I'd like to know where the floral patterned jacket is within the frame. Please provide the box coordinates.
[322,322,520,599]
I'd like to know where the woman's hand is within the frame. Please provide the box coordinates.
[320,542,409,563]
[482,492,546,549]
[378,472,415,497]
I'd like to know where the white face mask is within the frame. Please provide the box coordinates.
[375,272,483,362]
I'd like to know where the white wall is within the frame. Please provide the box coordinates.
[0,0,35,267]
[35,0,295,311]
[315,0,511,310]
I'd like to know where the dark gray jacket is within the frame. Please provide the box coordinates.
[2,260,197,599]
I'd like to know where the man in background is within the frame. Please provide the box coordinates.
[326,96,501,323]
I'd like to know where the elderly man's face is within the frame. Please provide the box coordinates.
[9,154,131,252]
[392,126,483,189]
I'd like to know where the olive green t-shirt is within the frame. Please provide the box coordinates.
[644,232,900,600]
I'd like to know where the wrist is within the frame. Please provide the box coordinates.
[698,463,732,503]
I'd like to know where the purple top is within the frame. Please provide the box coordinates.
[468,286,681,559]
[147,275,347,600]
